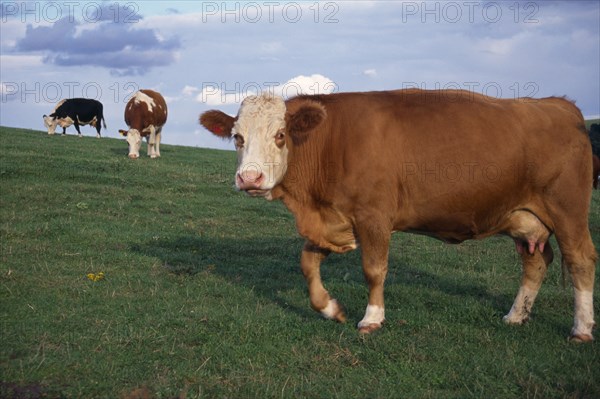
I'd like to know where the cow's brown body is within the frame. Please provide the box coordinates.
[124,90,167,134]
[201,89,597,341]
[120,90,168,159]
[274,91,591,250]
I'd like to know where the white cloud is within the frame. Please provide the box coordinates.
[363,69,377,78]
[181,85,199,96]
[276,74,337,98]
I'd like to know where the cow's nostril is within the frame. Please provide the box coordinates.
[128,154,138,159]
[237,171,264,190]
[240,171,263,183]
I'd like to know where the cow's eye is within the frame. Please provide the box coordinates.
[275,130,285,147]
[233,134,244,149]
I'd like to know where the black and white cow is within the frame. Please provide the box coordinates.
[43,98,106,138]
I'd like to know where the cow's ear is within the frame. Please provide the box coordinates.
[199,110,235,138]
[286,100,326,144]
[118,129,128,136]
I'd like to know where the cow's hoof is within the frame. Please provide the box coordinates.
[150,155,157,159]
[502,314,528,325]
[334,310,347,323]
[320,299,346,323]
[569,333,594,343]
[358,322,383,334]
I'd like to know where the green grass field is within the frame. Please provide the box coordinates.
[1,126,598,398]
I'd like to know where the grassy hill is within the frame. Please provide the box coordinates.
[1,126,599,398]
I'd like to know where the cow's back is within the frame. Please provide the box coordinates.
[124,90,168,133]
[53,98,102,118]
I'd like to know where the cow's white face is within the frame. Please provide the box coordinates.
[200,93,327,198]
[43,115,73,134]
[231,95,288,196]
[120,129,142,159]
[43,115,58,134]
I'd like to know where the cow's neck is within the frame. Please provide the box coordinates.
[271,125,356,253]
[277,128,331,204]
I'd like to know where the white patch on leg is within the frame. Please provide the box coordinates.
[358,304,385,329]
[503,286,538,324]
[320,299,340,320]
[571,289,595,339]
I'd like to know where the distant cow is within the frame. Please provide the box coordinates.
[119,90,167,159]
[593,154,600,189]
[43,98,106,137]
[201,90,597,342]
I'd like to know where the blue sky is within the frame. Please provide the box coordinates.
[1,1,599,150]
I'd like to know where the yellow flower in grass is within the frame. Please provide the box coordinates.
[87,272,105,282]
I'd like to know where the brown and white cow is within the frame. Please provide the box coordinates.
[200,90,597,342]
[119,90,168,159]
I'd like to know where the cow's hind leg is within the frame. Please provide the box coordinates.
[546,164,597,341]
[155,128,162,157]
[555,226,597,342]
[95,115,102,138]
[503,210,553,325]
[301,242,346,323]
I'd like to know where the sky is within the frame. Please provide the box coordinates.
[1,0,599,151]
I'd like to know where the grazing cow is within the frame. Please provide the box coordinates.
[119,90,167,159]
[200,89,598,342]
[593,154,600,189]
[43,98,106,137]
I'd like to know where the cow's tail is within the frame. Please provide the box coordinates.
[102,116,107,130]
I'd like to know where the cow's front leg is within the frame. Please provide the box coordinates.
[356,223,390,334]
[301,242,346,323]
[145,136,153,158]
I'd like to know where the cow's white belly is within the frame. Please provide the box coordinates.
[57,117,74,128]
